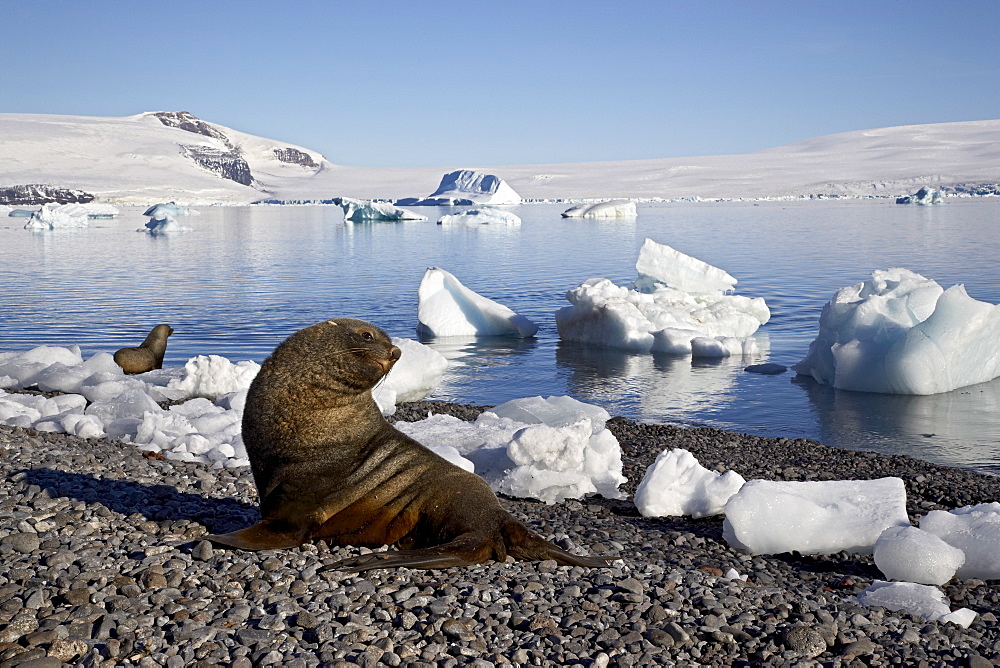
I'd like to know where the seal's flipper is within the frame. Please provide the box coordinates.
[206,519,306,551]
[330,534,493,572]
[502,520,616,568]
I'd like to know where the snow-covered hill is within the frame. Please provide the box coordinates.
[1,112,997,204]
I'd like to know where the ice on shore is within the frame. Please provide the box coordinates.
[873,525,966,585]
[793,268,1000,394]
[416,267,538,338]
[561,200,637,219]
[919,503,1000,580]
[335,197,427,222]
[634,448,745,519]
[166,355,261,399]
[896,186,943,205]
[396,395,627,504]
[437,208,521,226]
[372,337,449,414]
[723,477,909,554]
[23,203,89,230]
[556,238,769,354]
[855,581,976,628]
[398,169,521,206]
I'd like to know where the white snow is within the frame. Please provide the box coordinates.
[722,478,910,555]
[793,268,1000,394]
[855,581,976,628]
[23,203,89,230]
[634,448,745,519]
[556,239,769,353]
[873,525,966,585]
[561,200,637,218]
[416,267,538,338]
[437,208,521,226]
[395,395,627,505]
[337,197,427,222]
[919,503,1000,580]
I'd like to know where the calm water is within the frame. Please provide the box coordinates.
[2,200,999,474]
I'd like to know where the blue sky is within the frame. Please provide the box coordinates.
[3,0,997,167]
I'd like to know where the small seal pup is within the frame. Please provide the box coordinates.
[207,317,613,571]
[113,324,174,374]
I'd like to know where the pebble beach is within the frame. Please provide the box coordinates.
[0,399,998,667]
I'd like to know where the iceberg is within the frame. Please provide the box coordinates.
[81,203,119,218]
[335,196,427,222]
[556,238,769,353]
[792,268,1000,394]
[722,477,909,555]
[142,215,191,235]
[397,169,521,206]
[437,208,521,226]
[634,448,745,519]
[416,267,538,338]
[23,203,89,230]
[143,202,199,218]
[896,186,943,205]
[561,200,637,218]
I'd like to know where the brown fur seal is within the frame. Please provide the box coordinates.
[207,317,613,571]
[113,324,174,374]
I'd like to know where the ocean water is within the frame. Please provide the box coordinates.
[2,199,999,474]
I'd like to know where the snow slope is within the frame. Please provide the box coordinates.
[1,113,997,203]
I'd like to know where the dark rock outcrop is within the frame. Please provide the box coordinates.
[0,184,95,205]
[273,147,318,168]
[153,111,231,146]
[180,146,254,187]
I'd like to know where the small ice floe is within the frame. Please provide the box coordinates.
[854,581,976,628]
[143,202,199,218]
[793,268,1000,394]
[556,238,769,354]
[873,525,966,585]
[437,208,521,226]
[724,568,748,582]
[23,203,90,230]
[416,267,538,338]
[396,395,627,505]
[142,215,191,235]
[335,197,427,222]
[633,448,745,519]
[722,477,909,555]
[561,200,637,218]
[918,503,1000,579]
[896,186,943,205]
[397,169,521,206]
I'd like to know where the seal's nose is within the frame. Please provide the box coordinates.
[390,346,402,361]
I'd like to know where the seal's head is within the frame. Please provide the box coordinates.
[268,317,401,394]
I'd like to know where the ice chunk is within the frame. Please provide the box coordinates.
[166,355,261,399]
[437,208,521,226]
[143,202,199,218]
[561,200,637,219]
[400,170,521,206]
[896,186,943,205]
[634,449,745,519]
[873,525,966,585]
[23,204,89,230]
[335,197,427,222]
[0,345,85,389]
[793,268,1000,394]
[722,477,909,554]
[855,581,976,628]
[35,352,122,394]
[919,503,1000,579]
[85,383,162,423]
[142,214,191,235]
[80,203,119,218]
[634,238,737,294]
[691,336,759,358]
[417,267,538,338]
[373,337,448,414]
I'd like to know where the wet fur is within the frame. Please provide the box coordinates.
[207,317,613,571]
[113,324,174,374]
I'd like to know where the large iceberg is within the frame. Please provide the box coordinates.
[395,395,626,504]
[397,170,521,206]
[793,268,1000,394]
[23,203,89,230]
[335,197,427,222]
[416,267,538,338]
[561,200,637,219]
[556,238,769,354]
[437,208,521,226]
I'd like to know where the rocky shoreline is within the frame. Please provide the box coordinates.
[0,400,997,667]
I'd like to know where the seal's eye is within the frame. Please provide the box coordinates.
[361,331,374,341]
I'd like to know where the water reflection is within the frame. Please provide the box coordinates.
[794,375,1000,475]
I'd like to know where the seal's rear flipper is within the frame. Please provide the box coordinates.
[330,534,493,572]
[206,519,306,551]
[503,520,616,568]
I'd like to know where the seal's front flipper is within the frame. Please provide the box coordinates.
[206,519,306,551]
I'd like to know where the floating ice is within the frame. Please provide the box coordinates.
[792,268,1000,394]
[396,395,627,504]
[398,170,521,206]
[855,581,976,628]
[142,214,191,235]
[873,525,966,585]
[166,355,261,399]
[919,503,1000,579]
[437,208,521,226]
[23,203,89,230]
[691,336,760,359]
[335,197,427,222]
[372,337,449,415]
[722,477,909,554]
[143,202,199,218]
[634,448,745,519]
[896,186,943,205]
[561,200,637,218]
[556,238,769,353]
[416,267,538,338]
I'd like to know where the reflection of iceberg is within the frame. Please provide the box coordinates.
[794,375,1000,474]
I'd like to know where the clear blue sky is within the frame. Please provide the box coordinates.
[3,0,997,167]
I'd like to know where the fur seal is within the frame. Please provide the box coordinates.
[207,317,613,571]
[113,324,174,374]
